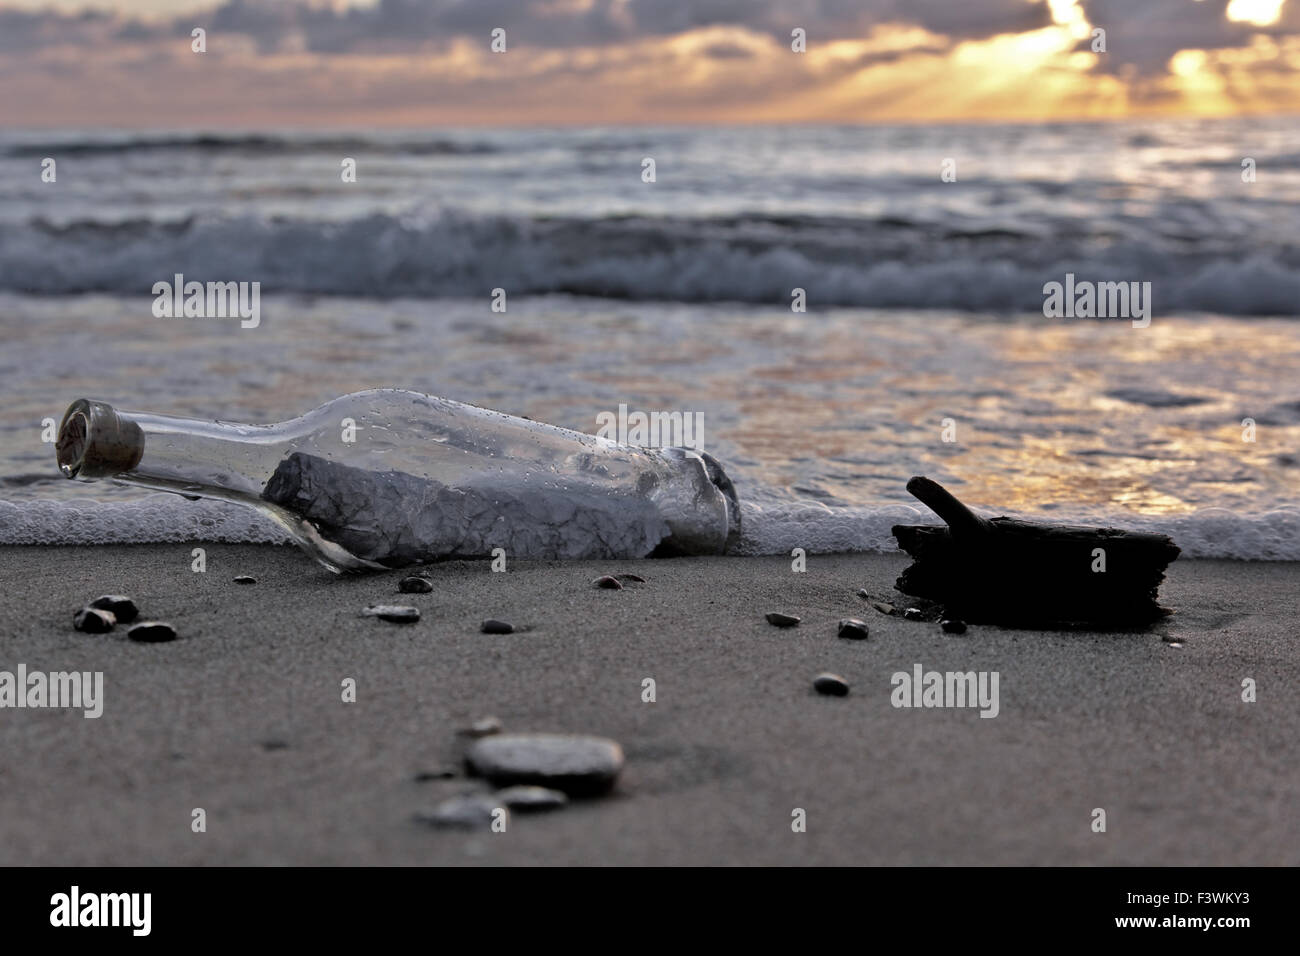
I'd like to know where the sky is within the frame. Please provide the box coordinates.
[0,0,1297,126]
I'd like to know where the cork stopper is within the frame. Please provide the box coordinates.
[56,399,145,479]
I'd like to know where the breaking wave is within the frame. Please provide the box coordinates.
[1,211,1297,315]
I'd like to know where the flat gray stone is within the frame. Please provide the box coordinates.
[127,621,177,643]
[466,733,624,796]
[813,672,850,697]
[363,605,420,623]
[837,618,870,640]
[765,612,801,628]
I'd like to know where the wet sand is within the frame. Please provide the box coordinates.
[0,544,1295,865]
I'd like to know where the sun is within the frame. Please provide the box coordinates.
[1225,0,1286,26]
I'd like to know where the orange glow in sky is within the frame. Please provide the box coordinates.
[0,0,1296,126]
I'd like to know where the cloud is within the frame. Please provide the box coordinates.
[13,0,1055,55]
[0,7,113,53]
[0,0,1296,124]
[1076,0,1295,74]
[0,0,1273,64]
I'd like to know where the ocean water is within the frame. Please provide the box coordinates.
[1,120,1297,559]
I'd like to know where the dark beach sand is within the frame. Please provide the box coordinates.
[0,544,1295,865]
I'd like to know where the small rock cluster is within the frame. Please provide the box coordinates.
[864,593,968,634]
[759,591,977,698]
[72,594,177,643]
[415,729,624,831]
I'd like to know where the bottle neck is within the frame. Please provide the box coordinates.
[57,399,277,499]
[57,400,145,479]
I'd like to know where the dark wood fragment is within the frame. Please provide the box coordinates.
[892,476,1180,627]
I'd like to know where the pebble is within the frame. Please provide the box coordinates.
[363,605,420,623]
[837,618,870,640]
[480,618,515,634]
[871,601,896,616]
[903,607,925,621]
[233,575,256,585]
[459,716,504,738]
[398,576,434,594]
[813,672,850,697]
[940,618,968,634]
[127,621,177,643]
[415,794,505,830]
[856,588,870,599]
[495,785,569,813]
[616,573,646,583]
[74,607,116,633]
[466,733,624,796]
[765,612,801,628]
[593,575,623,590]
[88,594,138,623]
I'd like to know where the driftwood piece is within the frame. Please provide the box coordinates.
[891,477,1180,627]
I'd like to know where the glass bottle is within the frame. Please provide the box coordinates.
[55,389,739,573]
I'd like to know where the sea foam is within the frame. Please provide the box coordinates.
[3,495,1297,561]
